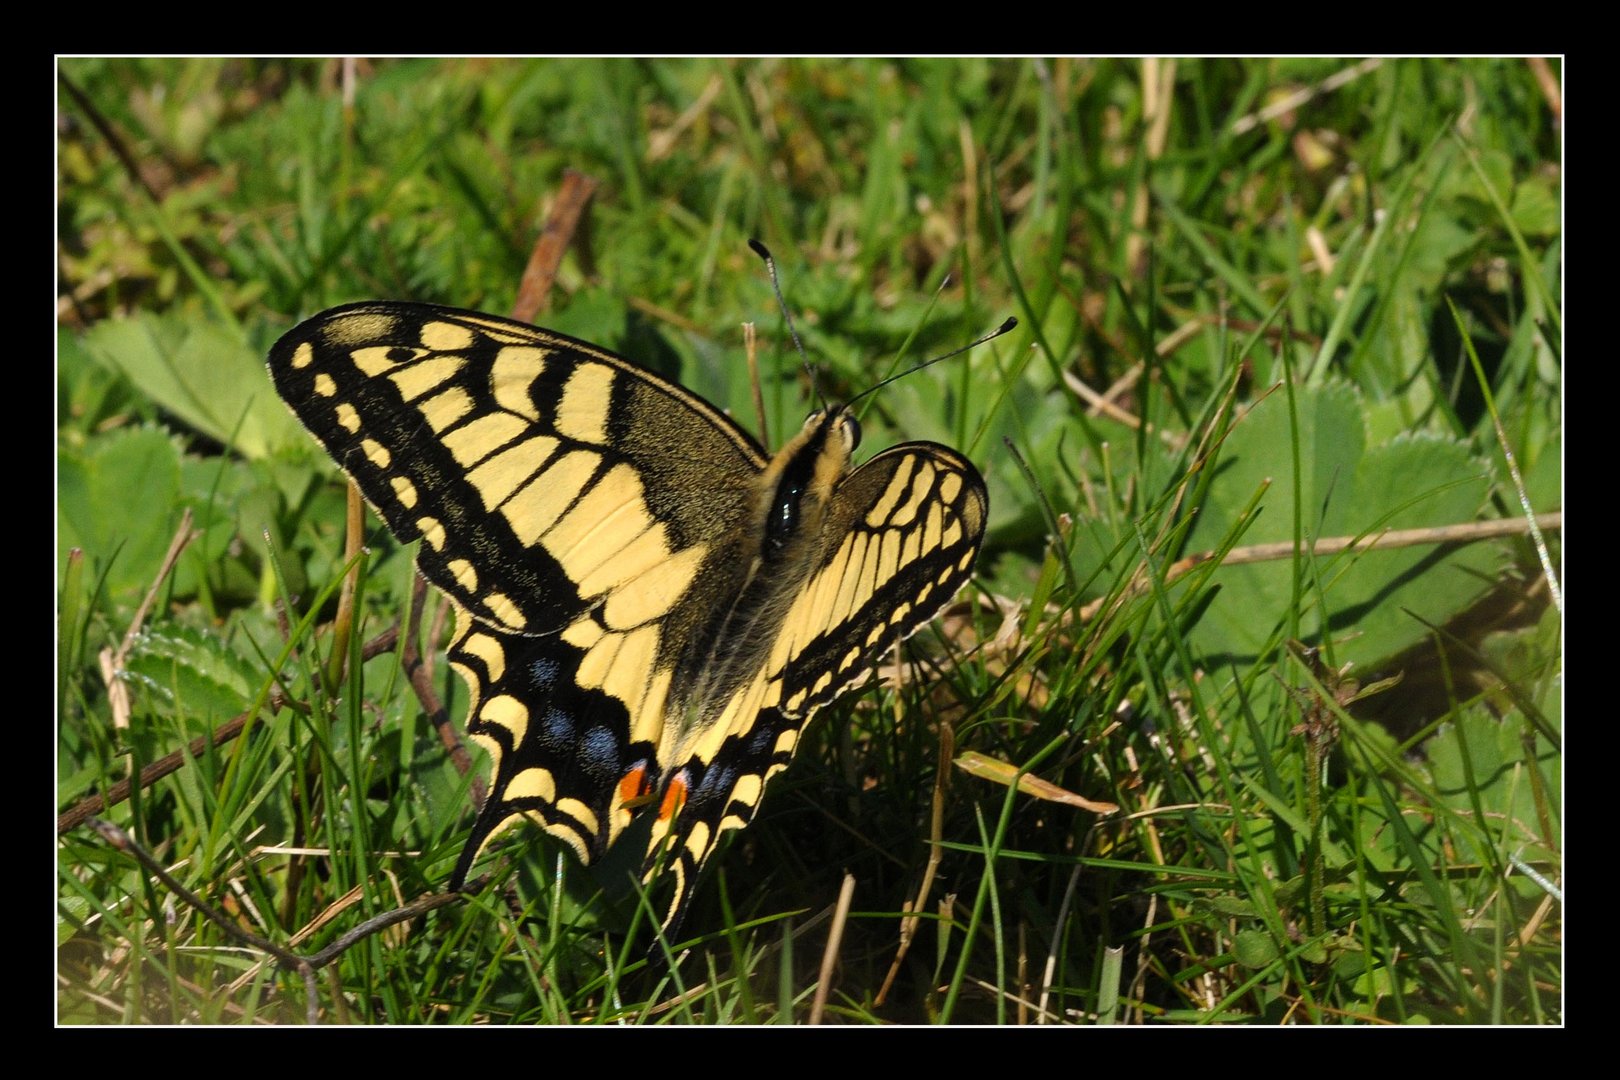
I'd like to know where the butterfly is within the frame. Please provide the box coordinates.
[268,298,991,947]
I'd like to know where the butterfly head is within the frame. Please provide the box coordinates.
[757,406,861,557]
[803,404,861,456]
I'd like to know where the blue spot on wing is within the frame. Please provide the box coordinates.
[528,656,561,692]
[580,726,622,783]
[747,725,775,757]
[697,762,737,802]
[536,706,575,752]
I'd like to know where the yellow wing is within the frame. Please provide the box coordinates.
[269,301,987,944]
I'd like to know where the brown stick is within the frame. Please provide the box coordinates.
[511,169,600,323]
[1172,510,1565,574]
[87,818,474,1024]
[399,575,485,806]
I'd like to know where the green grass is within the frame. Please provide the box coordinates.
[57,57,1561,1025]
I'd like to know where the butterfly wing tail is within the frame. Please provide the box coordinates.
[638,705,807,961]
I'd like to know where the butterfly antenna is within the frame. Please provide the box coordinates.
[846,315,1018,410]
[749,238,824,408]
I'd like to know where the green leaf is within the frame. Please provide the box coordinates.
[78,312,306,461]
[58,426,183,604]
[1205,894,1262,918]
[1510,176,1560,238]
[1233,928,1279,969]
[121,623,259,727]
[57,895,91,947]
[1422,701,1560,871]
[1183,382,1494,668]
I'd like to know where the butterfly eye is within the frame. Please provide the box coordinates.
[835,409,861,453]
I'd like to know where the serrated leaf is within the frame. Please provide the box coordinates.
[121,623,258,724]
[1183,382,1495,668]
[1206,894,1262,918]
[1422,701,1560,871]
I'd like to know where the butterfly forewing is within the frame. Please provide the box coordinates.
[268,300,988,943]
[268,302,765,637]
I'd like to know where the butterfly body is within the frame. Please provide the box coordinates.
[269,301,986,941]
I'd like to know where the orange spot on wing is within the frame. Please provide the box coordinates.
[618,765,656,809]
[658,774,690,821]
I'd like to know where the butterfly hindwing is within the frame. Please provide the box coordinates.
[269,300,988,944]
[447,602,659,877]
[780,442,987,717]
